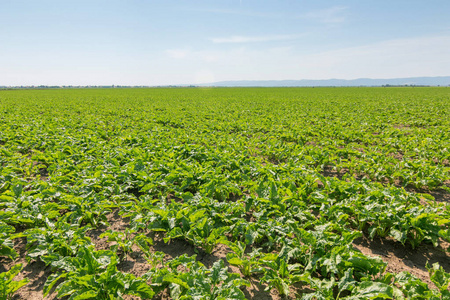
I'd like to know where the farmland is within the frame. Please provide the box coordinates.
[0,87,449,299]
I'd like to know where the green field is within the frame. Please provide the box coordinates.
[1,87,449,299]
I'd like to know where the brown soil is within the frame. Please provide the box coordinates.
[425,188,450,203]
[393,124,411,129]
[320,165,450,203]
[150,238,286,299]
[388,152,404,161]
[405,185,450,203]
[353,235,450,288]
[2,209,284,299]
[6,202,450,299]
[322,165,350,181]
[0,237,57,300]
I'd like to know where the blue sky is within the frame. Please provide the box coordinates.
[1,0,450,85]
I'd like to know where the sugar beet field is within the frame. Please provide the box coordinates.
[0,87,449,299]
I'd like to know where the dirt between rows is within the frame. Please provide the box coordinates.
[321,165,450,203]
[86,211,280,300]
[2,208,450,299]
[352,236,450,288]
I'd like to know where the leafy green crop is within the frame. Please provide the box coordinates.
[427,262,450,299]
[0,264,28,300]
[145,254,249,300]
[0,221,17,260]
[44,246,154,299]
[225,241,263,277]
[0,87,448,299]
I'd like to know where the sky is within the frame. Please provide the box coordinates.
[1,0,450,86]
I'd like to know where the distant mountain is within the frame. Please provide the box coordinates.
[197,76,450,87]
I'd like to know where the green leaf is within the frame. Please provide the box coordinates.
[350,281,393,299]
[44,273,68,296]
[227,257,245,266]
[12,184,23,197]
[0,264,28,298]
[126,280,155,299]
[427,262,450,293]
[338,269,356,293]
[163,274,189,289]
[210,260,227,284]
[390,228,406,244]
[72,290,98,300]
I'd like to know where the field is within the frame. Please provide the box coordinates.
[0,87,449,299]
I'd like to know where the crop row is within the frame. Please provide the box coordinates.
[0,87,449,299]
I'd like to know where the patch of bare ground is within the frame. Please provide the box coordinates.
[0,209,129,300]
[151,237,294,299]
[393,124,411,130]
[166,193,183,204]
[353,235,450,288]
[117,244,153,278]
[388,152,404,161]
[426,188,450,203]
[11,260,54,300]
[9,207,287,299]
[87,208,130,250]
[152,237,223,268]
[404,183,450,203]
[86,209,155,278]
[433,158,450,166]
[0,237,58,300]
[321,165,350,181]
[90,210,265,297]
[243,278,278,300]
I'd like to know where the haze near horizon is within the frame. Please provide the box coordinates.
[1,0,450,86]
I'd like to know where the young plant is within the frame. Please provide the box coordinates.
[163,257,250,300]
[0,264,28,300]
[427,262,450,299]
[260,253,306,298]
[44,246,154,299]
[99,229,134,260]
[0,221,17,260]
[225,241,263,277]
[23,219,92,264]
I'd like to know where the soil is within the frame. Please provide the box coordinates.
[2,208,296,300]
[0,237,57,300]
[4,202,450,299]
[322,165,350,181]
[405,185,450,203]
[150,238,284,299]
[353,235,450,288]
[320,165,450,203]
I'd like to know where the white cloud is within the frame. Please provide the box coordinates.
[171,34,450,82]
[296,35,450,78]
[3,33,449,86]
[210,34,304,44]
